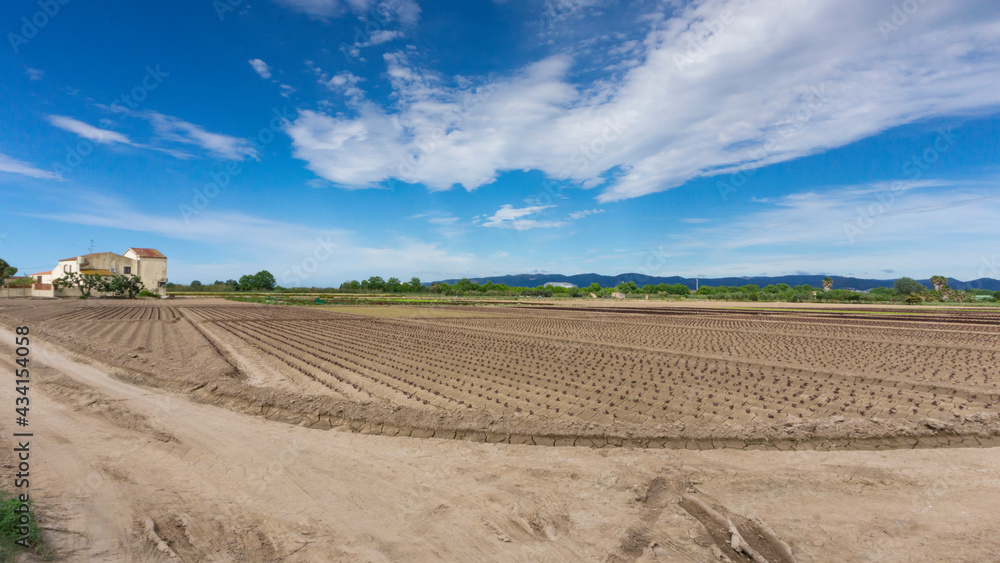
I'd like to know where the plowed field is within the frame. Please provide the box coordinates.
[2,298,998,449]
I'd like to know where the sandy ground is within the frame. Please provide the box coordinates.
[2,325,1000,562]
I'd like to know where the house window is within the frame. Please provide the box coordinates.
[36,276,42,283]
[124,266,131,274]
[158,281,166,287]
[63,265,70,272]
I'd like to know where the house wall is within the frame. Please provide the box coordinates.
[135,258,168,296]
[46,260,76,284]
[34,250,167,298]
[32,285,56,298]
[0,287,31,298]
[76,252,138,275]
[52,286,83,298]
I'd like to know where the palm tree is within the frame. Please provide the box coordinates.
[930,275,947,292]
[822,277,833,292]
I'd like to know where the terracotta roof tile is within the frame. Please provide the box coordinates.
[127,248,166,258]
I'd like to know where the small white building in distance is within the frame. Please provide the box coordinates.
[29,248,168,297]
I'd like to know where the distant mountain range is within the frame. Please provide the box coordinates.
[433,273,1000,291]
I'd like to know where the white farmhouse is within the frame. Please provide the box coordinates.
[30,248,168,297]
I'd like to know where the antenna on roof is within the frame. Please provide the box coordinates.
[88,239,94,253]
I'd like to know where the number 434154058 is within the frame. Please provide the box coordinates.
[15,326,29,416]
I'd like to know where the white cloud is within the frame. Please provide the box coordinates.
[569,208,604,220]
[323,71,365,99]
[283,1,1000,202]
[46,115,133,145]
[542,0,605,30]
[341,28,405,59]
[287,54,578,190]
[482,204,567,230]
[248,58,272,79]
[145,112,257,160]
[26,68,43,80]
[0,152,60,180]
[407,211,466,238]
[681,218,710,224]
[367,29,402,45]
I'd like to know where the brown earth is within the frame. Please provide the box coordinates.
[0,298,999,561]
[4,298,997,448]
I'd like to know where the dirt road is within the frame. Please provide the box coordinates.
[2,327,1000,562]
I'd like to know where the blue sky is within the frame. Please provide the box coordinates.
[2,0,999,286]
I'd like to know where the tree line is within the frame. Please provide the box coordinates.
[165,270,1000,303]
[170,270,277,292]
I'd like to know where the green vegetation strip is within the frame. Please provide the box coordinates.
[0,491,45,562]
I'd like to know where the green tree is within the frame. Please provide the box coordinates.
[385,277,402,292]
[454,278,477,292]
[822,277,833,292]
[930,275,948,292]
[98,274,145,298]
[190,280,203,289]
[238,274,255,291]
[894,277,925,296]
[366,276,385,291]
[0,259,17,285]
[54,271,102,298]
[668,283,690,296]
[407,277,422,292]
[616,281,640,293]
[587,282,602,294]
[253,270,277,291]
